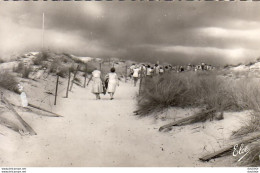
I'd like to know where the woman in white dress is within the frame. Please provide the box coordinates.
[87,69,103,100]
[105,67,119,100]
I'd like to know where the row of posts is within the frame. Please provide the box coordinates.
[53,61,143,105]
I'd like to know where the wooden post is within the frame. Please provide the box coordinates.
[54,75,59,105]
[199,133,260,162]
[28,103,63,117]
[84,71,87,88]
[139,67,143,95]
[159,109,216,131]
[69,65,80,91]
[66,70,71,98]
[99,62,102,71]
[145,65,148,77]
[125,65,127,83]
[84,64,87,88]
[1,93,37,135]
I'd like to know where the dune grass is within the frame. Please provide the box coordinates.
[0,71,18,92]
[13,62,33,78]
[137,71,242,117]
[137,70,260,166]
[0,58,5,64]
[33,51,50,65]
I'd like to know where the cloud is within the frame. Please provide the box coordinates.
[157,45,258,62]
[1,1,260,65]
[198,27,260,41]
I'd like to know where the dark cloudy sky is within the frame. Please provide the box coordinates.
[1,2,260,65]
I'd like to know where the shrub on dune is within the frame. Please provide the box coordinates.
[0,71,18,92]
[21,66,33,78]
[0,58,5,64]
[49,59,62,74]
[57,66,70,78]
[13,62,33,78]
[33,51,50,65]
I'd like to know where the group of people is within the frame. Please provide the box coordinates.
[86,62,213,99]
[129,63,172,86]
[87,67,119,100]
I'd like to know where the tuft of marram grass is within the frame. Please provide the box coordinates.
[232,113,260,137]
[49,59,62,74]
[0,71,18,92]
[33,51,49,65]
[0,58,5,64]
[13,62,33,78]
[57,66,70,78]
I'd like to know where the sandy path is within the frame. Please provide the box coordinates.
[0,80,239,167]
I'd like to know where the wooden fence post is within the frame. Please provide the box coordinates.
[69,65,80,91]
[84,64,88,88]
[28,103,63,117]
[66,70,71,98]
[54,75,59,105]
[84,71,87,88]
[125,65,127,83]
[1,93,37,135]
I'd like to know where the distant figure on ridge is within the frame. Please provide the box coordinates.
[105,67,119,100]
[146,65,153,78]
[154,64,160,75]
[159,66,164,75]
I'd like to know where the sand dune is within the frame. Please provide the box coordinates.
[0,74,249,167]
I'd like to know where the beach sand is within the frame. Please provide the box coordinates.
[0,74,249,167]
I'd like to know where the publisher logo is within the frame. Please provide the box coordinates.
[233,143,250,162]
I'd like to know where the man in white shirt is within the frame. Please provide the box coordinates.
[133,66,140,87]
[129,63,135,79]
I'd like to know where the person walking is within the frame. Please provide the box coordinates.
[133,65,140,87]
[159,66,164,75]
[129,63,135,79]
[105,67,119,100]
[154,64,160,75]
[87,68,103,100]
[146,65,152,78]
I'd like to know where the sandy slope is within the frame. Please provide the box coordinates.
[0,78,248,167]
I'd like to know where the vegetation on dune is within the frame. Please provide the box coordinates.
[137,70,260,166]
[82,63,96,74]
[13,62,33,78]
[137,71,242,117]
[0,71,19,93]
[49,58,62,74]
[0,58,5,64]
[33,51,50,65]
[56,66,70,78]
[138,71,260,133]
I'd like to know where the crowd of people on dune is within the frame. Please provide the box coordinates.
[86,62,214,100]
